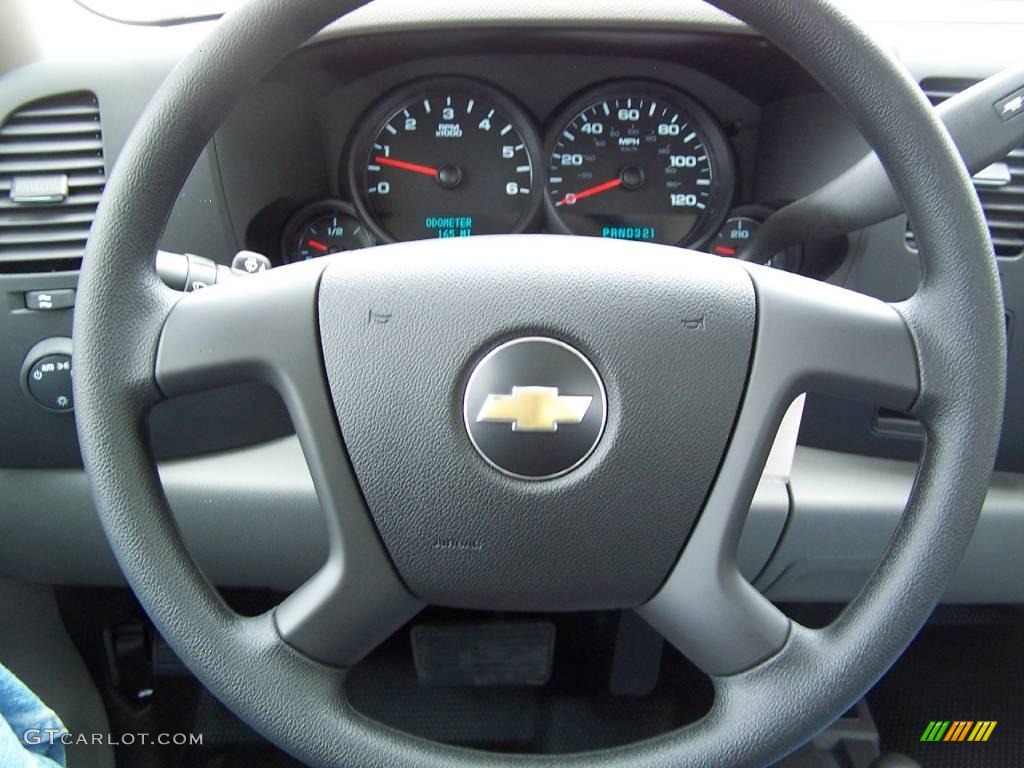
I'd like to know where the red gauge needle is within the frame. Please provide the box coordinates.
[306,239,329,253]
[556,177,622,207]
[374,155,439,177]
[713,246,738,257]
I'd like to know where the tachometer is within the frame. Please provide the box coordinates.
[545,82,734,247]
[350,79,542,243]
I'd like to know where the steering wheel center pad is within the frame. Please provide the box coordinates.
[318,235,754,610]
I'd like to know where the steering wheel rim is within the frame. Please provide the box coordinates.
[72,1,1005,766]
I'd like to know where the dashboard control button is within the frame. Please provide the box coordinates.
[231,250,272,275]
[20,337,74,413]
[155,250,191,290]
[994,87,1024,123]
[25,288,76,311]
[27,354,74,412]
[184,254,218,291]
[156,251,236,291]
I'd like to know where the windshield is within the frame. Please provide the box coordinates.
[72,0,1024,27]
[72,0,239,24]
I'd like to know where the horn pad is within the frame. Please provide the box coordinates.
[317,235,755,610]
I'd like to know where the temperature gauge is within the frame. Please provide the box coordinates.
[709,216,760,258]
[282,200,374,263]
[707,205,800,271]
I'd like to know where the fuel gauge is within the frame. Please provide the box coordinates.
[282,200,374,263]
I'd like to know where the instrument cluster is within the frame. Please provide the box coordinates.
[280,76,743,263]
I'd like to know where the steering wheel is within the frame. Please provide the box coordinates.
[72,0,1006,765]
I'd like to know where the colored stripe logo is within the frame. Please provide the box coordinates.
[921,721,997,742]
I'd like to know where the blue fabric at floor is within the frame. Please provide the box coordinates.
[0,662,66,768]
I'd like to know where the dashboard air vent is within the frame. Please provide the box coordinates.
[906,78,1024,258]
[0,92,106,273]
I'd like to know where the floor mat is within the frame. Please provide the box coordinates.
[345,611,713,754]
[181,691,303,768]
[60,590,1023,765]
[867,607,1024,767]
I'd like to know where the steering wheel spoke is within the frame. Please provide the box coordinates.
[740,263,920,410]
[639,264,921,676]
[155,260,422,665]
[156,259,327,398]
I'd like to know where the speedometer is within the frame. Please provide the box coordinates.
[545,82,734,247]
[350,79,542,243]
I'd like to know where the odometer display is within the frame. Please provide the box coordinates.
[351,80,542,243]
[545,84,733,247]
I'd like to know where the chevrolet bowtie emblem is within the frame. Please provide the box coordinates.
[476,386,593,432]
[464,338,606,479]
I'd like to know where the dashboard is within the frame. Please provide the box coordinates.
[1,0,1024,605]
[281,76,737,259]
[228,30,816,275]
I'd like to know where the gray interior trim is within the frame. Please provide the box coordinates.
[3,439,1021,608]
[0,579,114,768]
[0,435,790,590]
[0,438,319,588]
[159,437,328,590]
[758,447,1024,603]
[6,0,1024,82]
[738,477,789,584]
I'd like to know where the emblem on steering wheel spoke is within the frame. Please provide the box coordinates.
[463,337,607,480]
